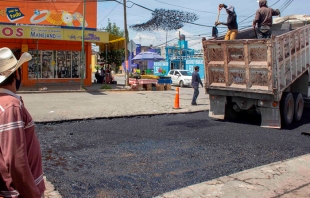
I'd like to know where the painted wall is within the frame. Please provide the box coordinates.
[153,59,204,79]
[185,59,205,79]
[0,1,97,28]
[154,62,169,76]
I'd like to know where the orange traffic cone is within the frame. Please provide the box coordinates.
[173,87,180,109]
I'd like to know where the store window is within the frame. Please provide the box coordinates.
[28,50,81,79]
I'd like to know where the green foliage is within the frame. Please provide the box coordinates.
[99,49,124,73]
[94,65,100,71]
[103,19,124,37]
[101,84,112,89]
[99,19,126,74]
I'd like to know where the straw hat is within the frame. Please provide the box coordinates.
[0,47,32,84]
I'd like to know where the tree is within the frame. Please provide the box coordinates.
[99,49,124,73]
[100,19,125,74]
[104,19,125,37]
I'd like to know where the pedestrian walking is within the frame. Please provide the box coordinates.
[253,0,280,39]
[191,66,203,105]
[215,3,238,40]
[0,47,45,198]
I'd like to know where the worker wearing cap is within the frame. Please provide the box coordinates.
[215,4,238,40]
[253,0,280,39]
[191,66,203,105]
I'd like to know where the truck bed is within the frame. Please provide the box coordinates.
[202,25,310,101]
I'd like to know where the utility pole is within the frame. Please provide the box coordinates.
[179,31,182,70]
[80,0,86,89]
[123,0,129,86]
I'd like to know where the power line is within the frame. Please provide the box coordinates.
[154,0,253,17]
[97,3,119,26]
[238,0,281,25]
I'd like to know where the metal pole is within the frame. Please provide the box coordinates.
[36,39,39,91]
[179,31,182,69]
[80,0,86,89]
[123,0,129,86]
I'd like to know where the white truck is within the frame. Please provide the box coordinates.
[202,20,310,128]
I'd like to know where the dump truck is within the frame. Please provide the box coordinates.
[202,20,310,128]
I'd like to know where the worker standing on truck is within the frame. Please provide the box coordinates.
[191,66,203,106]
[215,4,238,40]
[253,0,280,39]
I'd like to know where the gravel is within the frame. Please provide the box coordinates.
[36,110,310,197]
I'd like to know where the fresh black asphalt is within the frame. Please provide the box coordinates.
[36,110,310,197]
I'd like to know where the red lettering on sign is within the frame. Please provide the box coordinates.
[1,27,24,37]
[16,28,23,37]
[2,27,13,37]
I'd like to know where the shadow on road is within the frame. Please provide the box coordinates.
[86,91,107,96]
[212,108,310,130]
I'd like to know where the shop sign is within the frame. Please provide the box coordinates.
[29,27,62,39]
[0,26,24,38]
[0,1,97,28]
[154,62,169,76]
[64,30,108,43]
[0,25,109,43]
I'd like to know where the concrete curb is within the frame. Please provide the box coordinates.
[17,88,134,94]
[34,110,208,124]
[17,88,176,94]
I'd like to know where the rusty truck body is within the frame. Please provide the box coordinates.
[202,24,310,128]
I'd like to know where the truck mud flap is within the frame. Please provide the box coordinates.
[209,95,226,119]
[260,107,281,129]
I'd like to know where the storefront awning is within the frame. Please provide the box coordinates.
[97,33,125,51]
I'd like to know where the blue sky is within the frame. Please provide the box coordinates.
[97,0,307,49]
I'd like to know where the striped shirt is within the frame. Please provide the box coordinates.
[0,88,45,198]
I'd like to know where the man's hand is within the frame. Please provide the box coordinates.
[219,3,225,8]
[215,22,221,26]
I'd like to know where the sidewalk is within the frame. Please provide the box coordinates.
[18,82,127,93]
[18,88,310,198]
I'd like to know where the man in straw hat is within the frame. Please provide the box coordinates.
[0,48,45,197]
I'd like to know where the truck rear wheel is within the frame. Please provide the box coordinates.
[280,93,294,126]
[225,102,239,120]
[293,93,304,121]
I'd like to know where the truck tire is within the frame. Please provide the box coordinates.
[225,102,239,120]
[293,93,304,121]
[179,80,184,87]
[280,93,294,126]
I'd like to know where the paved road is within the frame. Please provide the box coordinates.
[35,110,310,197]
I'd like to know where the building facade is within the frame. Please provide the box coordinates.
[154,35,205,78]
[0,0,124,87]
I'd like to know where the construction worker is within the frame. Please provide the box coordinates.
[215,4,238,40]
[253,0,280,39]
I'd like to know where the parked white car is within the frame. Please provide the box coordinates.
[167,69,192,87]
